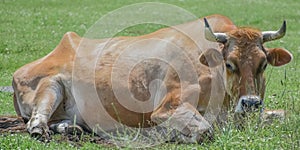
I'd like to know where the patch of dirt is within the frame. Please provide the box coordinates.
[0,116,113,147]
[0,116,26,133]
[0,86,14,93]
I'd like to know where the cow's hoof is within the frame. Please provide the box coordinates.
[66,124,83,136]
[30,127,51,142]
[31,127,43,140]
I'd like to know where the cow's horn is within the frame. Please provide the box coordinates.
[262,20,286,43]
[204,18,227,43]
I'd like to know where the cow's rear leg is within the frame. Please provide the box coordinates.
[151,100,213,143]
[49,120,83,136]
[26,79,63,141]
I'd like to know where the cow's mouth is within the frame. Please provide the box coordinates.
[234,95,263,114]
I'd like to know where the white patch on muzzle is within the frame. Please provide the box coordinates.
[235,98,244,113]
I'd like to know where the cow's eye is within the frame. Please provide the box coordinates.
[262,63,267,70]
[260,62,267,72]
[225,62,236,72]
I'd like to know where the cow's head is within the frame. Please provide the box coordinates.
[200,18,292,115]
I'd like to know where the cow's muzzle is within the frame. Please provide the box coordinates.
[235,95,262,113]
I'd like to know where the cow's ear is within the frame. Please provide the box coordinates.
[199,48,223,67]
[267,48,293,66]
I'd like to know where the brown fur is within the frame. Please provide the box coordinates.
[12,14,292,143]
[228,27,261,41]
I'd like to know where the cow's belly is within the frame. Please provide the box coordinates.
[70,69,156,131]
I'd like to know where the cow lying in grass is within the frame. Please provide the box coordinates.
[12,14,292,143]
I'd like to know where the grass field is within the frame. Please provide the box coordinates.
[0,0,299,149]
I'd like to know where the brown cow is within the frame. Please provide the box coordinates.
[12,14,292,143]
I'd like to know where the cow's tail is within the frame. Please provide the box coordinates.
[10,79,22,118]
[13,92,22,117]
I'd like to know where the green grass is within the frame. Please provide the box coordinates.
[0,0,299,149]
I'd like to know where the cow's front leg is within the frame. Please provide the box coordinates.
[27,79,63,141]
[28,111,50,141]
[151,102,213,143]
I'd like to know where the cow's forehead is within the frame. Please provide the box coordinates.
[227,44,265,60]
[228,27,262,41]
[225,27,266,57]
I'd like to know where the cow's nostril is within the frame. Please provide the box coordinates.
[254,100,262,109]
[255,100,261,105]
[241,99,246,107]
